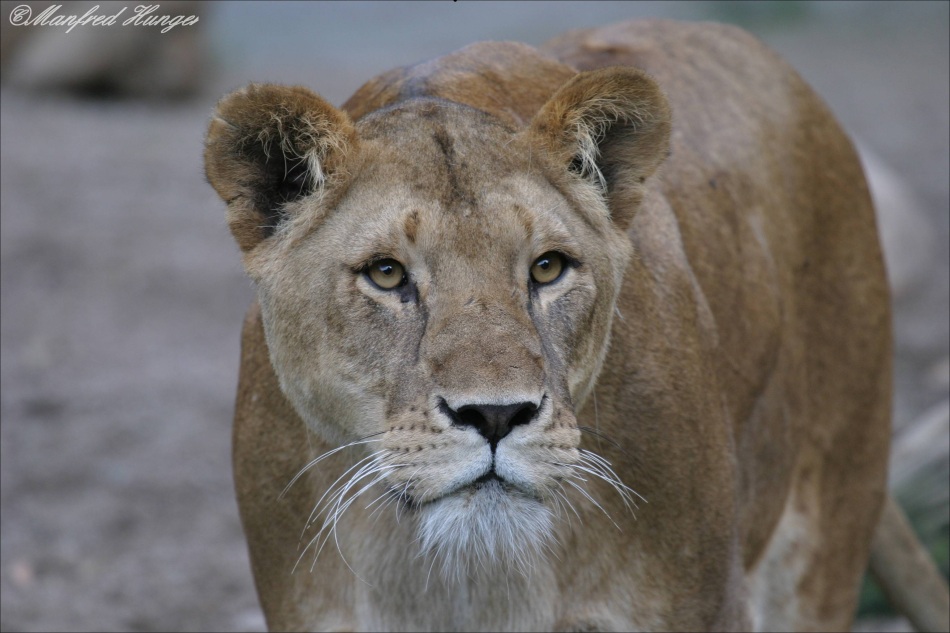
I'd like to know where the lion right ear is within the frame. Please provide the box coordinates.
[204,83,357,251]
[526,67,670,229]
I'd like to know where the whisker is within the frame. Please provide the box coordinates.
[369,466,420,525]
[573,458,636,515]
[554,482,583,524]
[297,459,398,578]
[547,488,570,528]
[297,451,391,558]
[574,454,631,492]
[395,471,421,524]
[364,481,403,515]
[564,477,621,531]
[280,434,386,500]
[299,450,387,541]
[424,550,438,593]
[579,449,647,505]
[324,468,398,585]
[577,426,632,460]
[592,389,604,454]
[318,460,396,531]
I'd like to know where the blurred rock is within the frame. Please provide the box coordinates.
[0,1,208,99]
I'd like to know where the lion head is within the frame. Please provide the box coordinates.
[204,55,670,576]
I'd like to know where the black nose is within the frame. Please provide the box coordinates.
[442,400,539,450]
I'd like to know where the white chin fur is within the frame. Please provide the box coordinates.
[416,480,555,582]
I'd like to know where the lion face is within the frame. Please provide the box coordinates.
[205,70,669,573]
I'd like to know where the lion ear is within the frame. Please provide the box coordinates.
[204,83,357,252]
[527,67,670,228]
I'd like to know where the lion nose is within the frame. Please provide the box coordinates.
[442,401,539,450]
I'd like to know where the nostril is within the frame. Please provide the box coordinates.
[458,407,484,428]
[509,403,537,429]
[443,400,539,450]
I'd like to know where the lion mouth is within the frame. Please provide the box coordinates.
[471,471,503,487]
[405,469,539,511]
[451,469,542,503]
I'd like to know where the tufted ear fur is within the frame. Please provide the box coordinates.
[204,83,357,251]
[527,67,670,228]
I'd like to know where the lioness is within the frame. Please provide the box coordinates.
[205,20,949,632]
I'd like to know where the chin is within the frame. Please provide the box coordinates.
[415,478,555,582]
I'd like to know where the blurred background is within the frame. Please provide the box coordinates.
[0,2,946,631]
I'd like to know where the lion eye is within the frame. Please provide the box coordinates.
[530,252,566,285]
[366,259,407,290]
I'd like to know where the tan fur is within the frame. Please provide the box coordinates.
[202,20,935,632]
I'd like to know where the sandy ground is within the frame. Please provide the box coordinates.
[1,3,947,631]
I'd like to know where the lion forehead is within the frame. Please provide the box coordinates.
[328,171,579,274]
[326,116,579,261]
[353,99,529,189]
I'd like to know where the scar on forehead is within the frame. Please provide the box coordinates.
[513,203,534,236]
[404,209,419,244]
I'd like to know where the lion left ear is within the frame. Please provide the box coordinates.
[204,83,357,252]
[527,67,671,228]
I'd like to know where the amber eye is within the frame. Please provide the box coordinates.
[366,259,406,290]
[530,252,566,285]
